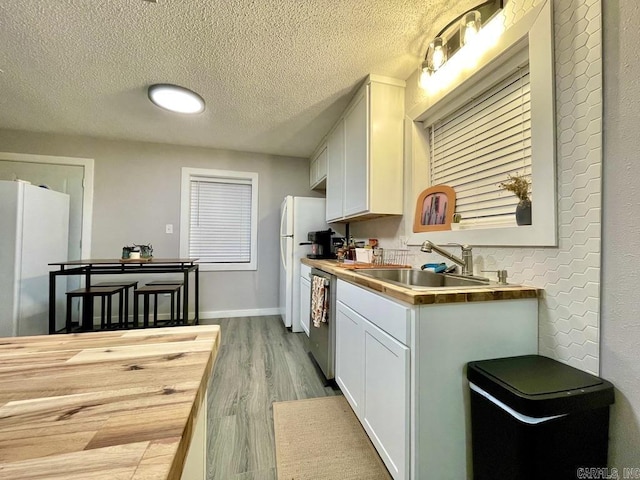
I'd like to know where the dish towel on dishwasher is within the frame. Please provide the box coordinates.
[311,276,329,328]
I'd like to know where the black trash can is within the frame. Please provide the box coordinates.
[467,355,614,480]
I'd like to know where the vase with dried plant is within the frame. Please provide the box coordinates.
[499,173,531,225]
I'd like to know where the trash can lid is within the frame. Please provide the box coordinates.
[467,355,614,418]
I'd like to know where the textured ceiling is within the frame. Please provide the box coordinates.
[0,0,476,158]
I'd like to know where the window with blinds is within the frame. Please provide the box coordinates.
[427,64,531,226]
[181,168,258,270]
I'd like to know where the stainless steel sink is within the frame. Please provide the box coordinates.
[357,268,492,290]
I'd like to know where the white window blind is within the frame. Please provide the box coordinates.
[428,65,531,225]
[189,177,253,263]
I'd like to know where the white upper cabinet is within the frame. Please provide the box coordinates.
[343,89,368,216]
[310,142,327,190]
[326,118,345,222]
[324,75,405,223]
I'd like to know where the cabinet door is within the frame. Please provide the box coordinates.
[181,390,207,480]
[343,87,369,217]
[335,300,364,417]
[310,144,327,189]
[309,157,317,187]
[316,146,327,183]
[299,276,311,336]
[363,321,409,480]
[326,119,345,221]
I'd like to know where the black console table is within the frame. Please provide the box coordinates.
[48,258,199,333]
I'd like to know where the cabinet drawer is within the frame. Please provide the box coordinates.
[300,263,312,280]
[337,279,410,344]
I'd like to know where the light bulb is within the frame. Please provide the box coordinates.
[419,66,431,89]
[432,46,445,70]
[428,37,447,72]
[461,11,481,46]
[463,22,479,43]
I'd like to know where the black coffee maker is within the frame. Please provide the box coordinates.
[306,229,336,259]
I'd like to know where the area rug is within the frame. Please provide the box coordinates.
[273,395,392,480]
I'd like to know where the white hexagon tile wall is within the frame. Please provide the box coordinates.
[480,0,603,375]
[391,0,603,375]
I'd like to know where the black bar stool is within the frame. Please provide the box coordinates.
[133,284,183,328]
[146,280,185,321]
[92,281,138,328]
[65,285,126,332]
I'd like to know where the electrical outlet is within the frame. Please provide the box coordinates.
[165,224,173,234]
[399,236,408,247]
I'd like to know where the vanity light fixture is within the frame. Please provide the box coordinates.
[419,0,503,90]
[148,84,205,114]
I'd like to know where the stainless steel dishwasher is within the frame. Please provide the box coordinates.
[308,268,336,381]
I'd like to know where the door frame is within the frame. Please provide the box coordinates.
[0,152,94,259]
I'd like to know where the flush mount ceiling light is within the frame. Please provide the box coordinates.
[419,0,503,89]
[148,84,205,114]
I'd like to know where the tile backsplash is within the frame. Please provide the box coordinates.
[352,0,603,375]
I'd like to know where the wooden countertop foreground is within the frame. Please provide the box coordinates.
[0,325,220,480]
[301,259,539,305]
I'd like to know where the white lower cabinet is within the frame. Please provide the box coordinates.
[362,320,409,480]
[334,278,539,480]
[336,280,410,479]
[335,301,364,414]
[299,264,312,336]
[181,390,207,480]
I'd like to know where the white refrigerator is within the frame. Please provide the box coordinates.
[279,196,328,333]
[0,181,69,337]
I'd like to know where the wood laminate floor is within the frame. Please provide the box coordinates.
[201,316,340,480]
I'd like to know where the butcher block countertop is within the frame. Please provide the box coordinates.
[301,258,539,305]
[0,325,220,480]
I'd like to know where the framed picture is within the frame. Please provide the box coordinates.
[413,185,456,232]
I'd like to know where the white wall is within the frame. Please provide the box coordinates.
[601,0,640,466]
[0,129,316,317]
[354,0,604,375]
[352,0,640,465]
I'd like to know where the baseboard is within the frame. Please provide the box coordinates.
[200,307,282,319]
[91,307,282,325]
